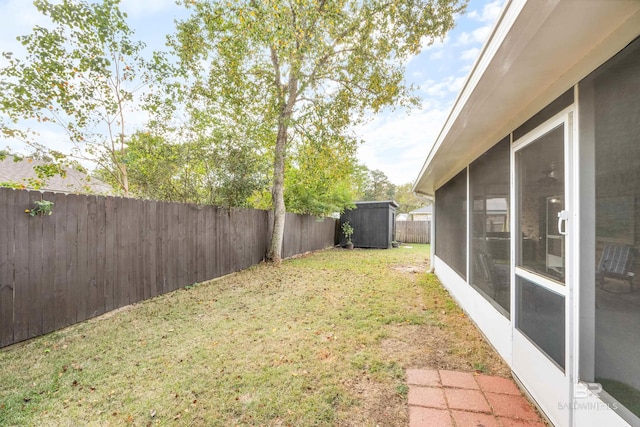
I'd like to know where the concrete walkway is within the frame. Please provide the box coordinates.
[407,369,548,426]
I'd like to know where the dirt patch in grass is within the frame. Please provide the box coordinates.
[0,244,509,426]
[380,324,509,375]
[391,264,429,274]
[339,376,407,426]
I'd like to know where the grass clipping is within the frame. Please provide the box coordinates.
[0,245,508,426]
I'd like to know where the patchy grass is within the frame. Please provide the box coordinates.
[0,245,508,426]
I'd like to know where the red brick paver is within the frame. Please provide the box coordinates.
[407,368,442,387]
[408,386,447,409]
[444,388,491,413]
[406,369,547,426]
[476,375,521,395]
[440,370,480,390]
[498,417,547,427]
[485,392,541,420]
[409,407,454,427]
[452,410,501,427]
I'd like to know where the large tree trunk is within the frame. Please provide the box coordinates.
[266,68,298,262]
[267,123,287,262]
[120,163,129,196]
[117,161,129,196]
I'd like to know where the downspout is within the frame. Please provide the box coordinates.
[413,190,435,273]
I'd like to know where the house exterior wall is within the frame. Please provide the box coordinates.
[428,36,640,427]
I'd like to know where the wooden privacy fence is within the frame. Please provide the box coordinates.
[0,188,336,348]
[395,220,431,244]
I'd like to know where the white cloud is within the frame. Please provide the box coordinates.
[460,47,480,61]
[420,76,465,99]
[429,50,444,60]
[356,105,450,184]
[456,24,492,46]
[468,0,505,23]
[0,0,49,57]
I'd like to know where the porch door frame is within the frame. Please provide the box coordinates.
[510,106,577,427]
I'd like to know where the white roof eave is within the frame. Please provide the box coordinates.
[413,0,640,197]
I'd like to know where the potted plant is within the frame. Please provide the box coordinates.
[341,221,354,249]
[391,240,400,248]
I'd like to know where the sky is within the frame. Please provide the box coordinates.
[0,0,505,186]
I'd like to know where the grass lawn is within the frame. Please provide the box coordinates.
[0,244,508,426]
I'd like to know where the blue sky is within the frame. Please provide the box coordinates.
[0,0,504,185]
[358,0,505,184]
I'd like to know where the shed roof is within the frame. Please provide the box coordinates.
[413,0,640,197]
[354,200,399,208]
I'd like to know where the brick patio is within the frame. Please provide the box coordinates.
[407,369,548,426]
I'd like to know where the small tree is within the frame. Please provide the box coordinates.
[342,221,354,245]
[0,0,158,195]
[395,182,425,213]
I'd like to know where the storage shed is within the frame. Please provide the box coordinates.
[339,201,398,249]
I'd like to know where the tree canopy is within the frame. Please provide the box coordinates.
[0,0,169,195]
[172,0,466,261]
[362,168,396,201]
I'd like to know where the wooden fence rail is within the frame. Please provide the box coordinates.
[395,220,431,244]
[0,188,336,348]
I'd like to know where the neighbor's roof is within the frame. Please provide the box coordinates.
[0,156,114,194]
[409,205,432,215]
[413,0,640,197]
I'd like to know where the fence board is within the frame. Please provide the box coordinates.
[157,201,167,294]
[40,192,57,335]
[27,191,43,338]
[115,197,127,308]
[76,194,89,323]
[131,198,142,303]
[53,193,67,330]
[175,203,185,287]
[132,198,142,303]
[202,207,210,280]
[65,195,80,327]
[95,196,107,317]
[188,205,197,284]
[13,190,30,342]
[206,206,216,279]
[86,196,98,319]
[104,197,116,312]
[165,202,177,292]
[145,202,156,299]
[0,189,14,347]
[233,209,244,271]
[132,201,143,304]
[218,208,229,276]
[0,188,337,347]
